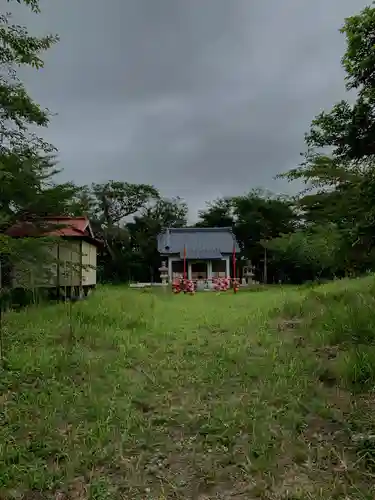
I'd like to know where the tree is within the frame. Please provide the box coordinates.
[0,0,69,354]
[58,183,186,283]
[128,197,188,282]
[277,3,375,277]
[299,4,375,162]
[281,155,362,229]
[232,190,297,282]
[0,0,74,298]
[0,0,65,230]
[70,182,167,283]
[196,190,296,282]
[91,181,159,226]
[196,198,234,228]
[265,224,347,283]
[140,197,188,228]
[67,185,97,218]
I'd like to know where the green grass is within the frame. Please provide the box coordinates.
[1,278,375,499]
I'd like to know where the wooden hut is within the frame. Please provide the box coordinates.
[5,216,101,298]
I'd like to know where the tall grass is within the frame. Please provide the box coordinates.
[274,275,375,391]
[1,279,375,498]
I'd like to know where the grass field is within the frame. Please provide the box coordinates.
[1,278,375,499]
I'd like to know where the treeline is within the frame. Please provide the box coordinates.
[2,1,375,285]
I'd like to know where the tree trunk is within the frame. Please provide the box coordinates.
[263,246,268,284]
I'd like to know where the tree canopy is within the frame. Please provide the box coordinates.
[3,1,375,287]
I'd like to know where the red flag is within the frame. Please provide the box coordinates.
[233,244,237,293]
[183,245,187,282]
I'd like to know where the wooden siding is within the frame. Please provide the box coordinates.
[59,240,81,287]
[11,239,97,288]
[82,240,97,286]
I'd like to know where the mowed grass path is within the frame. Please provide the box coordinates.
[0,285,372,499]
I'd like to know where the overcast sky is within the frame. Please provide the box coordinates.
[16,0,368,218]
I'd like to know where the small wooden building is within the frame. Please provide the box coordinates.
[157,227,240,282]
[5,216,101,297]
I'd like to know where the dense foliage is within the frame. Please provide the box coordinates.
[2,1,375,285]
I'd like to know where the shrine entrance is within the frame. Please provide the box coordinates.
[191,261,207,280]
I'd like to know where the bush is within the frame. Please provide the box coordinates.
[276,276,375,391]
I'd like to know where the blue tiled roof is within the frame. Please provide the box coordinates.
[180,248,223,259]
[157,227,239,259]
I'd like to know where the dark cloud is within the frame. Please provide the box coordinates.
[17,0,368,218]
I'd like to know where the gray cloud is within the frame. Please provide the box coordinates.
[16,0,369,218]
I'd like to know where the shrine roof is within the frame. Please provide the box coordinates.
[157,227,239,259]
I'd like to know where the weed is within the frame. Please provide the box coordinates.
[342,346,375,390]
[1,279,375,498]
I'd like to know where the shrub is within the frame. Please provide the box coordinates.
[342,346,375,390]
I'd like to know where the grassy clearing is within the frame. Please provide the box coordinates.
[1,279,375,499]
